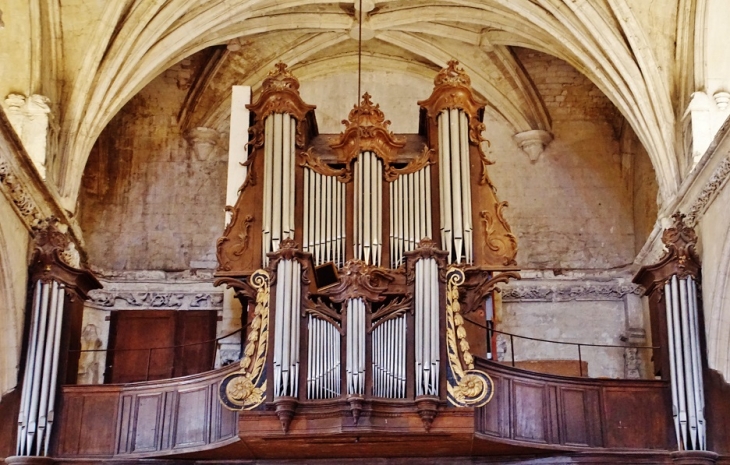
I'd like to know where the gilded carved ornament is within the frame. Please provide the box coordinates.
[445,267,495,407]
[218,269,270,411]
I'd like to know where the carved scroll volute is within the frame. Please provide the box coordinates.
[329,93,406,173]
[216,63,316,276]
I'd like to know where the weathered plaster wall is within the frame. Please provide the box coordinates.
[0,193,29,396]
[489,49,634,270]
[78,66,228,271]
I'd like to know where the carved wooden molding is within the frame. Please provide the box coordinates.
[299,147,351,182]
[404,238,449,285]
[370,295,412,330]
[320,259,395,304]
[479,202,518,267]
[30,220,100,298]
[418,61,486,120]
[246,62,316,126]
[634,213,701,294]
[329,93,406,175]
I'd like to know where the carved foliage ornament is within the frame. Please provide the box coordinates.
[445,267,494,407]
[320,258,395,304]
[329,93,406,175]
[660,213,700,279]
[219,269,270,410]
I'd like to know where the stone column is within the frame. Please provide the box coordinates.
[634,214,713,460]
[11,221,100,460]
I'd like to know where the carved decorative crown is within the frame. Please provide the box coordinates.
[434,60,472,88]
[342,93,392,132]
[262,62,300,92]
[330,93,406,167]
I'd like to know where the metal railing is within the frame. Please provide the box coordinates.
[476,319,657,378]
[72,328,243,383]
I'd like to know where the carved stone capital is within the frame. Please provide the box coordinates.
[184,127,220,161]
[513,129,553,162]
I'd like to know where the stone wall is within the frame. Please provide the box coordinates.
[78,62,228,272]
[0,193,29,396]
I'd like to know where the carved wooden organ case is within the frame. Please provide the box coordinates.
[216,61,519,429]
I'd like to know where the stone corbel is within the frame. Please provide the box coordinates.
[513,129,553,162]
[184,127,220,161]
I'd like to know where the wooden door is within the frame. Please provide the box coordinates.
[107,311,217,383]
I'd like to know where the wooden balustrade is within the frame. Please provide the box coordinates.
[55,364,238,459]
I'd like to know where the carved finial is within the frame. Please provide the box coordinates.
[434,60,472,88]
[341,93,395,134]
[660,213,700,278]
[262,62,300,92]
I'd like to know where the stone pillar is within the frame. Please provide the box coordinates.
[12,221,100,458]
[634,214,710,455]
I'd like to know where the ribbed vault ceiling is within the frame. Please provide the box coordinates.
[45,0,678,210]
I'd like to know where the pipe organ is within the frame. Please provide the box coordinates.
[634,214,708,452]
[217,61,519,430]
[15,223,100,458]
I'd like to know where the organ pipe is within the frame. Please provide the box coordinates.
[353,152,383,266]
[414,258,440,396]
[17,280,67,456]
[302,168,345,267]
[346,298,367,395]
[390,167,433,268]
[262,113,297,265]
[273,259,301,398]
[307,315,341,399]
[664,275,706,450]
[437,109,473,265]
[372,315,406,398]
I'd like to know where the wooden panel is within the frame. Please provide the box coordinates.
[174,311,217,377]
[474,360,673,451]
[174,386,210,448]
[57,364,239,459]
[602,387,669,449]
[133,393,163,452]
[560,388,588,446]
[512,381,547,443]
[56,391,120,456]
[108,311,176,383]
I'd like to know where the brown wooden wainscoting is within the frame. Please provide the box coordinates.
[475,358,676,450]
[55,363,238,459]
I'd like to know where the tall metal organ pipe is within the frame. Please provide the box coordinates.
[414,258,440,396]
[273,259,302,398]
[262,113,297,265]
[17,280,66,456]
[664,275,706,451]
[437,109,473,264]
[346,298,367,395]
